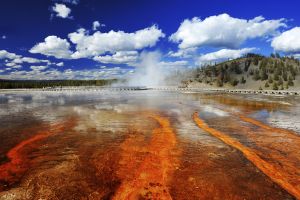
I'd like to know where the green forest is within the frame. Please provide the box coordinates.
[0,79,117,89]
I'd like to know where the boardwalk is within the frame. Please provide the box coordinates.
[1,86,299,96]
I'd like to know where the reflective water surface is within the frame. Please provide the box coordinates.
[0,90,300,200]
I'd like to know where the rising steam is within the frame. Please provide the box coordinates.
[126,51,168,87]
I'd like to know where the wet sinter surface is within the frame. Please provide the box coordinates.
[0,90,300,200]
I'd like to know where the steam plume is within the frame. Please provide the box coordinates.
[127,51,167,87]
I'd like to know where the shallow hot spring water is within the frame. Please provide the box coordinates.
[0,90,300,200]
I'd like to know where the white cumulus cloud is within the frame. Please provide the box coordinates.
[160,60,189,68]
[30,65,48,71]
[56,0,79,5]
[196,48,256,65]
[0,50,50,70]
[167,47,197,58]
[52,3,71,19]
[92,21,104,31]
[1,67,129,80]
[93,51,138,64]
[170,14,286,49]
[29,36,73,59]
[271,27,300,53]
[0,50,19,60]
[28,25,164,62]
[5,63,22,69]
[68,25,165,59]
[92,21,100,30]
[12,57,49,64]
[56,62,64,66]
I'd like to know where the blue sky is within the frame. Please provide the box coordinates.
[1,0,300,80]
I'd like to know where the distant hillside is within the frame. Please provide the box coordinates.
[185,54,300,90]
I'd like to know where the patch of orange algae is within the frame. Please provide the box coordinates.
[237,114,300,137]
[0,117,76,189]
[193,112,300,200]
[113,113,178,200]
[218,106,299,138]
[202,94,289,111]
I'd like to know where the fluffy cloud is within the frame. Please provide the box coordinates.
[170,14,286,49]
[93,51,138,64]
[69,25,165,59]
[0,50,50,70]
[92,21,100,30]
[28,25,164,63]
[2,35,6,39]
[30,65,48,71]
[55,0,79,5]
[1,67,129,80]
[29,36,73,59]
[62,67,128,79]
[271,27,300,53]
[167,47,197,58]
[196,48,256,65]
[0,50,19,60]
[160,60,189,68]
[12,57,49,64]
[92,21,104,31]
[52,3,71,18]
[56,62,64,66]
[2,69,61,80]
[5,63,22,69]
[5,62,17,67]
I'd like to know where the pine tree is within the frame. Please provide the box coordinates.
[280,85,284,90]
[268,76,273,83]
[230,79,239,86]
[260,69,268,80]
[278,77,283,86]
[288,76,294,86]
[253,69,261,80]
[265,82,269,88]
[282,71,288,81]
[285,83,289,90]
[223,72,230,83]
[274,73,280,81]
[272,82,278,90]
[216,79,223,87]
[240,76,246,84]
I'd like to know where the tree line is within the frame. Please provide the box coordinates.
[0,79,117,89]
